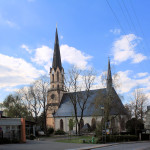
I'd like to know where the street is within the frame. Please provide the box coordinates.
[0,139,97,150]
[0,140,150,150]
[94,142,150,150]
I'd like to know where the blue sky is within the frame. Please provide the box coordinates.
[0,0,150,104]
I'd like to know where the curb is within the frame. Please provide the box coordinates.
[78,141,150,150]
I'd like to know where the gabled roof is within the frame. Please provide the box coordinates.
[54,88,127,117]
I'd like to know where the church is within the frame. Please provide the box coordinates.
[46,27,127,133]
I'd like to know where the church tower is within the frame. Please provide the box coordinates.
[47,27,64,128]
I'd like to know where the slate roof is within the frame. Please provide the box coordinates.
[54,88,127,117]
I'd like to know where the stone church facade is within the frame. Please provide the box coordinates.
[46,28,127,133]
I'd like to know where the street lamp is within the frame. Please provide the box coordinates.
[101,106,106,143]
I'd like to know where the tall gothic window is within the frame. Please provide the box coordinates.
[80,119,84,129]
[60,119,63,131]
[62,74,63,82]
[91,118,96,130]
[57,72,59,82]
[69,119,73,131]
[52,74,54,82]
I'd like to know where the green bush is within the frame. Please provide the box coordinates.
[97,135,138,143]
[0,138,10,144]
[30,134,36,140]
[47,127,54,135]
[0,138,19,144]
[55,129,66,135]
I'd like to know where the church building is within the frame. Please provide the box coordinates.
[46,27,127,133]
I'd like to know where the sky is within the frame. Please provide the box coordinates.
[0,0,150,104]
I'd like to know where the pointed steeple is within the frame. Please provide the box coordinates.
[52,26,62,71]
[107,58,112,90]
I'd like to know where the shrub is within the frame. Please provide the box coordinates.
[30,134,36,140]
[47,127,54,135]
[126,118,144,135]
[55,129,66,135]
[0,138,11,144]
[0,138,20,144]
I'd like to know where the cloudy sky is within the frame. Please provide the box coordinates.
[0,0,150,104]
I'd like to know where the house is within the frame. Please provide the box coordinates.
[145,106,150,134]
[0,113,26,143]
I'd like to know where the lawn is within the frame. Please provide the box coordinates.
[56,135,97,144]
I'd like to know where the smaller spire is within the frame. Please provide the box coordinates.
[107,57,112,90]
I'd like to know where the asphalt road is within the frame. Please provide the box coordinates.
[0,139,97,150]
[94,142,150,150]
[0,140,150,150]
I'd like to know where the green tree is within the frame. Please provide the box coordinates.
[3,94,32,119]
[126,118,144,135]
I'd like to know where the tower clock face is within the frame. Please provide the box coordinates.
[51,94,55,99]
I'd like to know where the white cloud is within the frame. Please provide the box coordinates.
[21,44,32,53]
[0,15,18,28]
[0,53,45,89]
[110,29,121,35]
[5,20,18,28]
[4,87,19,92]
[60,44,92,69]
[31,45,53,71]
[32,44,92,71]
[116,70,150,94]
[137,72,148,78]
[112,34,147,64]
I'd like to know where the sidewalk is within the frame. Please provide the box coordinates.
[76,141,150,150]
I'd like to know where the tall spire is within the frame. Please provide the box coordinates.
[107,57,112,90]
[52,26,62,70]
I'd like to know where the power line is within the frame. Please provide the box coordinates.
[130,0,150,54]
[117,0,149,60]
[105,0,144,65]
[121,0,149,57]
[117,0,133,32]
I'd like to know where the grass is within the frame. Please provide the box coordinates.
[56,135,97,144]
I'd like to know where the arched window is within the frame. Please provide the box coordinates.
[57,84,59,89]
[91,118,96,130]
[57,72,59,82]
[80,119,84,129]
[60,119,63,131]
[52,74,54,82]
[62,74,63,81]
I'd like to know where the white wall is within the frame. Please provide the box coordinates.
[55,116,103,132]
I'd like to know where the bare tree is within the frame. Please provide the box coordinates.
[19,81,41,124]
[129,88,148,122]
[77,69,96,134]
[65,66,81,134]
[65,66,96,134]
[37,76,50,133]
[19,76,50,133]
